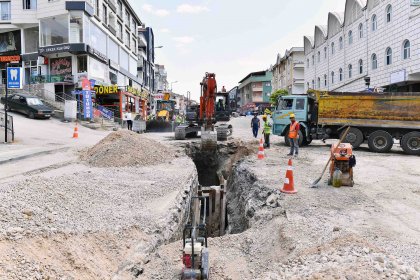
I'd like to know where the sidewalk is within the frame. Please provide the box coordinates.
[0,144,69,165]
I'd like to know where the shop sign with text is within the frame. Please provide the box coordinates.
[94,85,119,95]
[0,55,21,63]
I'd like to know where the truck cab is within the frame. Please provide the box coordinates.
[272,94,316,145]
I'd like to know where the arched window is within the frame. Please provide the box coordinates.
[331,71,335,84]
[317,51,321,62]
[324,47,327,59]
[312,55,314,65]
[331,42,335,55]
[339,68,343,81]
[359,59,363,74]
[324,74,327,87]
[307,82,310,89]
[359,23,363,38]
[372,15,377,31]
[348,64,353,79]
[348,31,353,45]
[312,80,315,89]
[386,5,392,23]
[339,37,343,50]
[372,53,378,70]
[317,77,321,89]
[307,58,310,67]
[386,47,392,65]
[403,40,411,59]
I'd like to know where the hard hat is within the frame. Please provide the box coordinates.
[290,114,296,118]
[263,115,267,119]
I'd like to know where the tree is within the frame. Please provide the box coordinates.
[269,89,288,105]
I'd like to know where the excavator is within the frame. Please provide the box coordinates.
[175,73,232,149]
[146,92,176,132]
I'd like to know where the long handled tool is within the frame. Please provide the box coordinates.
[311,126,351,187]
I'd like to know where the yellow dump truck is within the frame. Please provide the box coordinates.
[272,91,420,155]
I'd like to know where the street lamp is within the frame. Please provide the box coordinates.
[170,81,178,91]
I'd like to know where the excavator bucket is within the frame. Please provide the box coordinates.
[201,129,217,150]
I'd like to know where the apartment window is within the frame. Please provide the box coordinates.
[307,82,309,89]
[386,47,392,65]
[372,15,377,31]
[131,38,136,53]
[324,74,327,87]
[70,12,83,43]
[117,22,122,39]
[348,31,353,45]
[131,19,136,32]
[95,0,99,17]
[348,64,352,78]
[339,37,343,50]
[324,47,327,59]
[339,68,343,81]
[0,1,11,20]
[359,59,363,74]
[117,0,122,17]
[331,71,335,84]
[125,9,130,27]
[317,77,321,89]
[312,55,314,65]
[24,27,39,52]
[23,0,36,9]
[307,59,309,67]
[331,42,335,55]
[125,30,130,46]
[359,23,363,38]
[317,51,321,62]
[77,56,88,73]
[102,4,107,24]
[372,54,378,70]
[386,5,392,23]
[403,40,411,59]
[312,80,315,89]
[40,15,69,46]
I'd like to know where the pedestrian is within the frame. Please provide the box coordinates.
[287,114,300,157]
[262,115,272,148]
[125,110,133,131]
[251,113,260,138]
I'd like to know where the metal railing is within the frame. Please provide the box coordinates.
[0,111,14,142]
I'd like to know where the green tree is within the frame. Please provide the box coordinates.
[269,89,288,105]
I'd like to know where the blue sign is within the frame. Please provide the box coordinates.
[82,90,93,119]
[7,67,22,89]
[97,105,114,120]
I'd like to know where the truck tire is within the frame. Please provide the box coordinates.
[341,127,364,149]
[175,127,186,140]
[401,131,420,155]
[368,130,394,153]
[186,131,198,138]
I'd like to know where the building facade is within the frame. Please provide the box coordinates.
[154,64,168,92]
[271,47,305,95]
[138,26,155,96]
[238,70,272,114]
[304,0,420,93]
[0,0,142,97]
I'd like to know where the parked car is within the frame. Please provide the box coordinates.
[1,93,54,119]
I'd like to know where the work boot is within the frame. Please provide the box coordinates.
[287,153,293,156]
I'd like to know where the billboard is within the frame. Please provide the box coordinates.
[0,31,21,54]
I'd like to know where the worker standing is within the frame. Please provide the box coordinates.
[287,114,300,157]
[251,113,260,138]
[262,115,272,148]
[124,110,133,131]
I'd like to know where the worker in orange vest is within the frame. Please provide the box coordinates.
[287,114,300,157]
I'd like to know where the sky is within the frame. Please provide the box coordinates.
[130,0,347,99]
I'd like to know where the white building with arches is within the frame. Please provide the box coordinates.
[304,0,420,93]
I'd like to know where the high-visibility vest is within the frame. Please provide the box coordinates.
[263,121,271,135]
[289,122,298,139]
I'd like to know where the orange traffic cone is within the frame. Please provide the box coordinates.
[258,138,265,160]
[72,124,79,139]
[281,158,297,194]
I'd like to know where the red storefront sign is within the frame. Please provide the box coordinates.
[0,55,21,63]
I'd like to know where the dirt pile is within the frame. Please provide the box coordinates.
[81,130,175,167]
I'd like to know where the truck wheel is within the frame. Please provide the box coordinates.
[341,127,364,148]
[368,130,394,153]
[401,131,420,155]
[175,127,186,140]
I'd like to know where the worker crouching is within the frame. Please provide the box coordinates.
[262,115,272,148]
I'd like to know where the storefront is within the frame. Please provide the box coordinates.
[94,85,148,120]
[0,30,22,84]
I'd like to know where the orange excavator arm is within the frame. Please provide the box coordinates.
[199,73,217,130]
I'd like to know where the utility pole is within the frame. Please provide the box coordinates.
[4,63,9,143]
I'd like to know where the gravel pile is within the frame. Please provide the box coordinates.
[81,130,175,167]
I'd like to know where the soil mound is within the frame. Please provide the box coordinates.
[81,130,174,167]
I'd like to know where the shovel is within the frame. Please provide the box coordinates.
[311,126,351,188]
